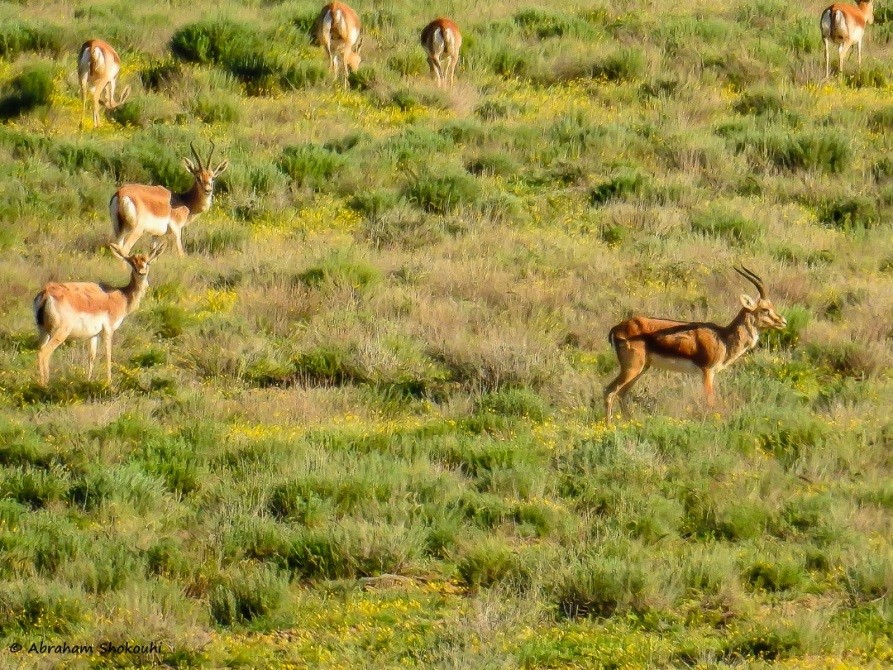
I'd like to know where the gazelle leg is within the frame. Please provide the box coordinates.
[702,368,716,408]
[824,39,830,79]
[86,335,99,380]
[857,40,862,71]
[171,225,185,257]
[604,343,648,425]
[106,78,116,107]
[119,227,143,255]
[80,80,90,129]
[37,328,71,386]
[448,56,458,86]
[839,43,850,78]
[103,327,114,386]
[92,85,103,127]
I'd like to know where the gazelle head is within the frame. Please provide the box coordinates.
[183,141,229,196]
[109,241,166,276]
[345,36,363,74]
[736,266,786,331]
[861,1,875,24]
[102,84,131,110]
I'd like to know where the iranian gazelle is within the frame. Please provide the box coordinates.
[78,39,131,128]
[820,1,874,78]
[109,142,228,256]
[603,267,787,425]
[315,2,363,84]
[421,18,462,87]
[34,243,166,386]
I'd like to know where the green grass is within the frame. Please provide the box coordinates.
[0,0,891,668]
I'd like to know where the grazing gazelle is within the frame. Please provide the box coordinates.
[78,39,131,128]
[603,267,787,425]
[820,1,874,78]
[421,18,462,87]
[109,141,228,256]
[315,2,363,83]
[33,243,166,386]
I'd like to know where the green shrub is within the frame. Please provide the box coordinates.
[210,566,288,626]
[465,152,518,177]
[282,60,329,89]
[555,555,648,618]
[404,169,482,215]
[817,196,880,231]
[0,22,64,58]
[348,190,401,221]
[190,93,240,124]
[514,9,595,39]
[590,48,646,82]
[297,251,380,289]
[170,20,292,94]
[0,64,54,120]
[476,388,548,420]
[457,539,522,589]
[0,582,85,634]
[293,345,367,385]
[590,169,649,205]
[744,559,805,592]
[724,625,802,661]
[277,144,346,189]
[690,204,761,244]
[140,59,183,92]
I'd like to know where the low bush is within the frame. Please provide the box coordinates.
[690,204,761,244]
[404,168,482,215]
[0,65,54,120]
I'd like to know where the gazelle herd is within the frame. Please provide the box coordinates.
[34,2,872,421]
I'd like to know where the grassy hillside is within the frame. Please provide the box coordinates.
[0,0,891,667]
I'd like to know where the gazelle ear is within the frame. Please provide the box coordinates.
[108,243,127,261]
[354,35,363,54]
[183,158,198,174]
[740,294,758,311]
[213,159,229,176]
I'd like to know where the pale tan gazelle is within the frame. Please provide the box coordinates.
[33,243,166,386]
[78,39,131,128]
[315,2,363,83]
[603,267,787,425]
[109,142,228,256]
[820,1,874,78]
[421,18,462,87]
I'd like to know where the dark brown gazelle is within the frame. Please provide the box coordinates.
[109,141,229,256]
[603,267,787,425]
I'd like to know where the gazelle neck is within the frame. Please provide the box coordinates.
[722,309,760,364]
[121,271,150,314]
[173,180,212,219]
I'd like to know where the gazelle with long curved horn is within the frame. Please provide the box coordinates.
[315,2,363,84]
[109,141,229,256]
[78,39,131,128]
[34,243,166,386]
[603,267,787,425]
[820,1,874,78]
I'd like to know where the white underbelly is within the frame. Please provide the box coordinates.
[649,354,701,375]
[65,312,108,339]
[140,212,172,236]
